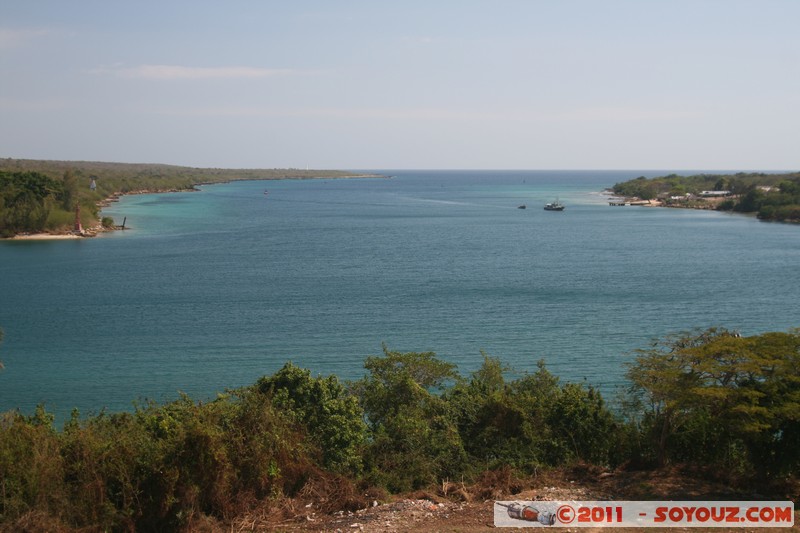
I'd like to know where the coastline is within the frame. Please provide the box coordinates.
[605,194,798,222]
[605,172,800,223]
[2,173,388,241]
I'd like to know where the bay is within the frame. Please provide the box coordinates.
[1,170,799,423]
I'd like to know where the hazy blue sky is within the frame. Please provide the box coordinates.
[1,1,798,169]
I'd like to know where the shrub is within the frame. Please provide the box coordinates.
[448,357,621,473]
[44,208,75,232]
[355,347,466,491]
[256,362,367,475]
[0,406,65,522]
[626,328,800,476]
[0,390,317,530]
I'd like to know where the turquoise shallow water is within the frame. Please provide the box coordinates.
[1,170,799,423]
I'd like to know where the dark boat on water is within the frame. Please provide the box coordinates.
[544,199,565,211]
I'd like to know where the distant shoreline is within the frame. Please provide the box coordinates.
[1,170,388,240]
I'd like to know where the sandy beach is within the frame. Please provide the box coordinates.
[6,233,86,240]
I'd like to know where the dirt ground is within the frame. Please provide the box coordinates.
[211,466,798,532]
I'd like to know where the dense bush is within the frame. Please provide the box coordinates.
[0,170,102,236]
[446,357,619,472]
[354,347,466,492]
[0,390,315,530]
[0,171,64,236]
[256,362,366,475]
[626,328,800,476]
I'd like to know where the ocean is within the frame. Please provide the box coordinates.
[1,170,799,423]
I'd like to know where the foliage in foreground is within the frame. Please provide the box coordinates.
[626,327,800,475]
[1,329,798,530]
[0,391,314,530]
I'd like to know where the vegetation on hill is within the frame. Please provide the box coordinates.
[0,158,378,237]
[0,171,72,237]
[1,330,797,530]
[611,172,800,222]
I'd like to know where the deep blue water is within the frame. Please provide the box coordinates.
[1,170,799,423]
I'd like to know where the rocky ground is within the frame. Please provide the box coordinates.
[192,466,799,532]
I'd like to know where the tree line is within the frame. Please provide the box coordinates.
[0,328,797,530]
[612,172,800,222]
[724,178,800,222]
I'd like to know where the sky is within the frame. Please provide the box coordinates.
[1,0,798,170]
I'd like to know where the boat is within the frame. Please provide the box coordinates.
[544,199,565,211]
[517,204,526,209]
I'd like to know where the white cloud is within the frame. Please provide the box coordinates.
[0,28,49,49]
[555,106,701,122]
[90,64,294,80]
[146,105,699,124]
[146,105,509,120]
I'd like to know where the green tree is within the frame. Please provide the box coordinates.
[356,345,460,428]
[446,355,529,469]
[626,328,800,475]
[61,169,79,211]
[735,188,764,212]
[776,179,799,196]
[0,406,63,521]
[669,184,687,196]
[447,357,620,472]
[741,331,800,475]
[256,362,366,474]
[547,382,618,465]
[626,328,736,466]
[0,171,63,236]
[354,346,465,491]
[505,361,618,466]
